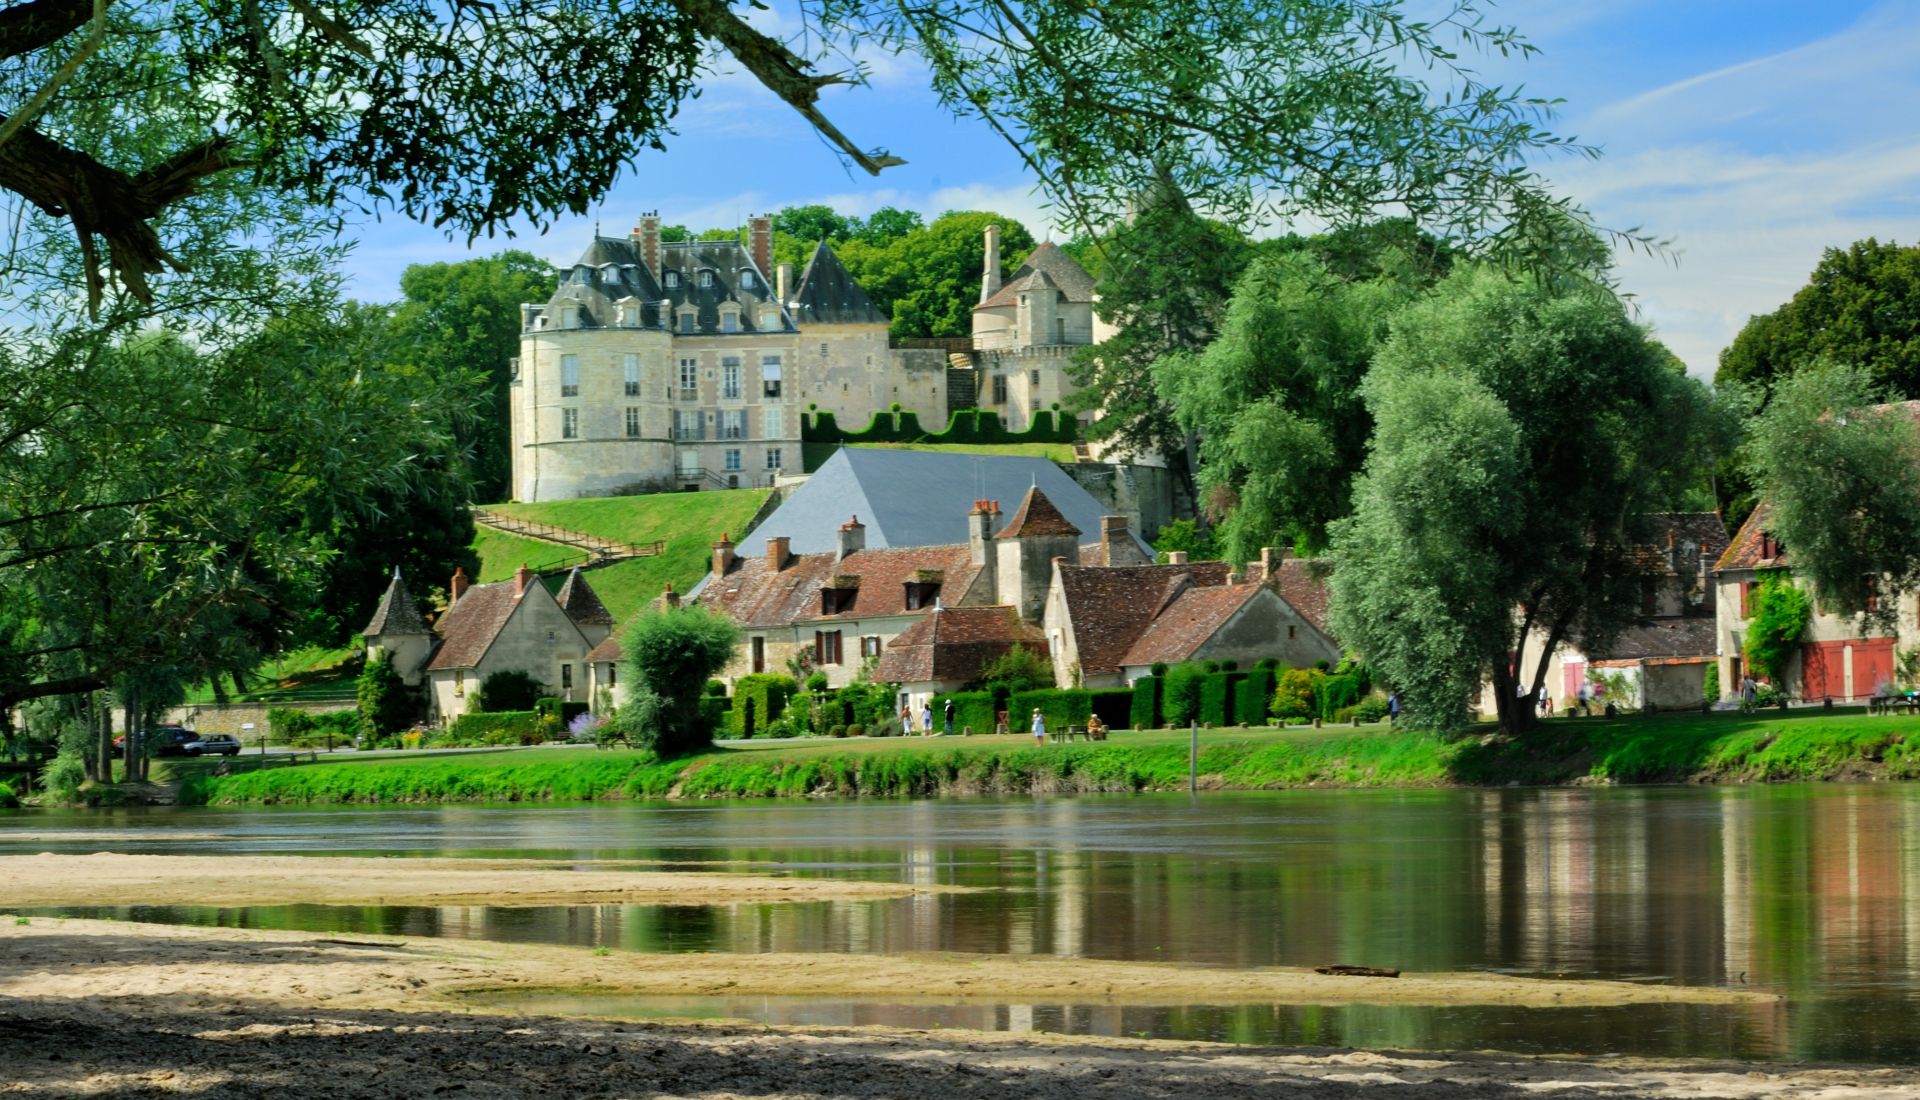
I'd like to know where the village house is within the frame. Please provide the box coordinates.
[870,605,1048,715]
[362,564,614,722]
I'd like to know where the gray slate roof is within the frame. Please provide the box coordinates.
[362,569,428,637]
[977,241,1097,309]
[545,236,793,335]
[729,448,1151,559]
[791,241,887,325]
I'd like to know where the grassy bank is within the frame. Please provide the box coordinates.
[169,708,1920,806]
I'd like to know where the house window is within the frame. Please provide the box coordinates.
[560,664,573,690]
[719,409,747,440]
[679,357,698,394]
[454,670,465,697]
[561,408,579,439]
[762,355,783,398]
[763,406,784,439]
[862,635,882,659]
[722,311,739,334]
[904,581,941,610]
[751,636,765,673]
[671,409,703,441]
[560,354,580,397]
[724,448,742,471]
[821,585,858,615]
[625,407,641,438]
[721,357,742,399]
[814,629,844,665]
[991,375,1008,404]
[1288,625,1296,639]
[699,270,714,288]
[680,312,695,334]
[765,447,783,470]
[665,271,680,288]
[678,449,700,477]
[624,354,641,396]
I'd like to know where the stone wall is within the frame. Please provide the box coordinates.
[1059,461,1184,544]
[162,700,355,736]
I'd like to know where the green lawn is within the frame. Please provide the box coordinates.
[180,642,363,705]
[472,526,589,581]
[850,441,1077,462]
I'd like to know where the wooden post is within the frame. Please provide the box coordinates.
[1189,718,1198,796]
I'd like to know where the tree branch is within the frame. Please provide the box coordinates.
[0,0,99,60]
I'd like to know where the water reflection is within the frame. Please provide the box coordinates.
[13,785,1920,1061]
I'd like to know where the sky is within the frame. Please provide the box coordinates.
[338,0,1920,378]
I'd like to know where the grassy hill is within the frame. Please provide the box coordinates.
[475,489,770,623]
[848,440,1076,462]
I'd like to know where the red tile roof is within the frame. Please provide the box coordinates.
[585,635,622,664]
[1056,561,1234,676]
[872,606,1045,684]
[997,487,1081,540]
[1118,585,1262,667]
[698,543,981,628]
[1717,499,1784,572]
[1265,557,1332,635]
[425,581,521,671]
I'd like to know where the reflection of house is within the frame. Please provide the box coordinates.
[1488,513,1728,713]
[1712,501,1912,702]
[362,564,613,722]
[1045,548,1339,689]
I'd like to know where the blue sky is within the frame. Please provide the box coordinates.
[340,0,1920,377]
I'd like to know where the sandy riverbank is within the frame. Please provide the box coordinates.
[0,919,1901,1099]
[0,852,961,908]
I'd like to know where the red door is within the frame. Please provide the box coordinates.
[1855,638,1896,699]
[1802,642,1837,701]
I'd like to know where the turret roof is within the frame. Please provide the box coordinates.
[996,487,1082,540]
[362,568,429,637]
[791,240,888,325]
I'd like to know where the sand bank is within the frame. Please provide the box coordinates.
[0,852,958,908]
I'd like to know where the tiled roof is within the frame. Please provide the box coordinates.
[425,582,521,671]
[585,635,622,664]
[1265,557,1332,635]
[1626,512,1731,575]
[363,569,429,637]
[1118,585,1262,668]
[872,606,1045,685]
[977,242,1098,309]
[555,567,614,626]
[699,543,981,628]
[791,241,887,325]
[997,487,1081,540]
[1589,616,1719,661]
[1056,561,1234,676]
[1717,500,1784,572]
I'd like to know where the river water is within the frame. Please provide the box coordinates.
[8,785,1920,1062]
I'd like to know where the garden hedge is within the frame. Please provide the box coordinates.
[1130,676,1162,730]
[931,690,997,735]
[1161,662,1208,727]
[728,674,795,739]
[1235,666,1276,726]
[444,710,541,746]
[266,707,360,747]
[1199,672,1244,727]
[799,408,1076,470]
[1010,688,1092,733]
[1089,688,1133,730]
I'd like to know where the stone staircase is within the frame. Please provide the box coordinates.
[471,509,665,570]
[945,362,979,417]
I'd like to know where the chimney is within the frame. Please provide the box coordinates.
[748,213,772,282]
[968,499,999,566]
[1166,551,1189,565]
[777,262,794,304]
[837,515,866,561]
[633,212,663,278]
[1099,515,1128,566]
[766,535,790,572]
[660,582,681,610]
[712,532,735,578]
[513,563,532,598]
[980,224,1002,303]
[449,566,470,605]
[1227,567,1243,586]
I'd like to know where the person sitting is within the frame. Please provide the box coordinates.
[1085,715,1107,741]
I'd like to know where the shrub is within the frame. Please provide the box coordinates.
[1744,573,1812,681]
[1350,696,1390,723]
[1089,688,1133,730]
[445,710,540,746]
[706,680,728,696]
[1199,672,1241,727]
[1254,657,1279,670]
[268,708,360,747]
[1316,671,1362,723]
[932,691,996,735]
[567,712,606,741]
[979,643,1052,693]
[1235,666,1276,726]
[828,723,847,739]
[621,604,742,755]
[1129,676,1162,730]
[845,723,865,738]
[1272,668,1316,720]
[1150,662,1169,677]
[1703,662,1721,701]
[356,652,420,739]
[40,752,86,800]
[1010,688,1091,733]
[1161,662,1208,727]
[0,778,18,808]
[729,674,796,739]
[698,696,729,734]
[805,671,829,693]
[473,669,545,713]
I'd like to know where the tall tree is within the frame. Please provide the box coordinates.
[1328,267,1725,732]
[1718,240,1920,398]
[835,211,1035,339]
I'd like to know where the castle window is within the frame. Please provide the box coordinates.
[992,375,1007,404]
[699,270,714,288]
[763,406,784,439]
[665,271,680,288]
[722,312,738,333]
[561,408,579,438]
[820,342,829,358]
[1030,368,1040,385]
[765,447,783,470]
[721,357,742,399]
[625,407,641,437]
[624,354,641,396]
[761,356,783,398]
[719,409,747,440]
[740,271,755,288]
[679,357,698,396]
[560,354,580,397]
[724,448,742,471]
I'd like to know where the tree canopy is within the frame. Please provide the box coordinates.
[1718,239,1920,399]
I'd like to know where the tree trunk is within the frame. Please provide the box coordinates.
[120,682,140,783]
[92,692,111,782]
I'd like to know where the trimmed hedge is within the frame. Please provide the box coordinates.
[266,707,360,747]
[1089,688,1133,730]
[534,697,590,726]
[800,407,1076,471]
[1161,662,1207,728]
[729,674,796,739]
[1235,666,1276,727]
[932,690,997,735]
[1010,688,1091,733]
[1130,676,1162,730]
[1199,672,1244,727]
[444,710,541,746]
[698,696,729,735]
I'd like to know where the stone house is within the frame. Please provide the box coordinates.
[870,606,1047,717]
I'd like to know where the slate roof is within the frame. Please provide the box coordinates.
[1589,616,1719,662]
[790,241,887,325]
[700,543,981,629]
[872,605,1045,685]
[977,241,1098,310]
[1118,585,1262,668]
[997,487,1081,540]
[1627,512,1731,575]
[1056,562,1234,677]
[1717,500,1784,572]
[425,581,521,671]
[543,236,793,335]
[722,448,1151,561]
[363,569,429,637]
[555,567,614,626]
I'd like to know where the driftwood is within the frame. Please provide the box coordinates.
[1314,965,1401,978]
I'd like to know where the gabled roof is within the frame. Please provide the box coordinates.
[426,582,522,671]
[1265,558,1332,635]
[555,567,614,626]
[1589,616,1719,662]
[1717,500,1784,572]
[790,241,887,325]
[1056,561,1234,677]
[700,543,981,629]
[1627,512,1731,575]
[997,487,1081,540]
[545,235,792,334]
[976,241,1098,310]
[585,634,622,664]
[872,605,1045,685]
[1118,585,1263,668]
[363,568,429,637]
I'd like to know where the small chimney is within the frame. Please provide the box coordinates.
[968,499,999,565]
[513,563,532,598]
[837,515,866,561]
[449,566,470,605]
[748,214,773,283]
[634,212,661,278]
[660,581,681,610]
[777,262,794,304]
[712,532,736,578]
[766,536,790,572]
[980,224,1003,303]
[1099,515,1128,566]
[1227,567,1243,585]
[1166,551,1189,565]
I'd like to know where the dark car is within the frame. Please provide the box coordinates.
[147,727,199,757]
[183,734,242,757]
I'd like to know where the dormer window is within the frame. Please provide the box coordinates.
[680,312,695,334]
[904,580,942,610]
[665,271,681,288]
[699,270,714,288]
[721,308,739,334]
[740,271,756,289]
[821,580,858,615]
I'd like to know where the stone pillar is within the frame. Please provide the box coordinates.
[981,224,1002,303]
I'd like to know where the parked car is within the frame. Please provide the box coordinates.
[147,727,200,757]
[183,734,242,757]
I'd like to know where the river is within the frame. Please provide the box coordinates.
[8,784,1919,1062]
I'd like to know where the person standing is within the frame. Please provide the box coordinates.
[1387,692,1401,728]
[898,702,912,736]
[1740,673,1758,713]
[920,705,934,737]
[943,697,955,737]
[1031,707,1046,746]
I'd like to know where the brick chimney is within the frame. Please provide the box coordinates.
[633,212,661,278]
[837,515,866,561]
[766,535,790,572]
[777,262,794,304]
[513,563,532,598]
[449,566,470,605]
[748,213,772,282]
[980,224,1002,303]
[660,581,681,610]
[1259,546,1291,580]
[712,532,735,578]
[1099,515,1128,566]
[1166,551,1189,565]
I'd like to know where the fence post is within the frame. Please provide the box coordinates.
[1189,718,1198,796]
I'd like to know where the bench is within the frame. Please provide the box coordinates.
[1869,695,1920,716]
[1049,725,1089,743]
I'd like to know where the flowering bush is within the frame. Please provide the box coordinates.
[568,711,606,741]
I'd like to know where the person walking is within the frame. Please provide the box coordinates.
[898,702,912,736]
[1387,692,1401,728]
[1031,707,1046,746]
[1740,673,1758,713]
[943,697,955,737]
[920,705,934,737]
